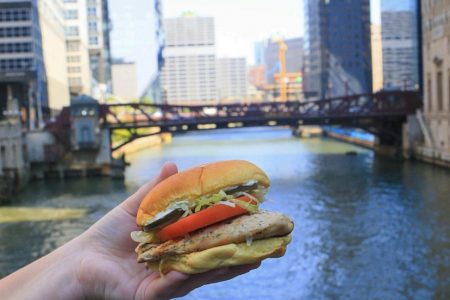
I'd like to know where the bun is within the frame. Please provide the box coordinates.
[148,234,291,274]
[137,160,270,227]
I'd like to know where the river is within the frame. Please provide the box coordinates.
[1,127,450,299]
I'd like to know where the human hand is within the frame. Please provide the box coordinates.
[76,162,260,299]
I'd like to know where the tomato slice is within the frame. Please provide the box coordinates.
[158,196,255,242]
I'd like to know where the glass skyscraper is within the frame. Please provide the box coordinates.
[380,0,419,90]
[304,0,372,99]
[0,0,48,128]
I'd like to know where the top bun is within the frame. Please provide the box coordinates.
[137,160,270,227]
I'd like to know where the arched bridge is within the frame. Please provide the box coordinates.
[102,91,422,152]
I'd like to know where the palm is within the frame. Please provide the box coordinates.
[77,162,260,299]
[80,206,164,299]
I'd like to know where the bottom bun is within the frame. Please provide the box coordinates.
[146,234,292,274]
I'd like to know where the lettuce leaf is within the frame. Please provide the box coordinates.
[194,190,232,212]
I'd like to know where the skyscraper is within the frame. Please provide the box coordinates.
[160,15,217,104]
[304,0,372,99]
[216,57,247,102]
[63,0,93,96]
[380,0,419,90]
[39,0,70,110]
[86,0,112,99]
[371,24,383,92]
[111,61,138,100]
[0,0,48,128]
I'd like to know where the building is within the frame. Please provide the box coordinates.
[216,57,247,102]
[254,41,265,65]
[416,0,450,166]
[140,0,164,103]
[109,0,163,100]
[380,0,419,91]
[38,0,70,111]
[85,0,112,100]
[111,62,138,100]
[371,24,383,92]
[160,15,217,104]
[63,0,92,96]
[303,0,372,99]
[255,37,303,85]
[0,0,50,129]
[248,65,266,89]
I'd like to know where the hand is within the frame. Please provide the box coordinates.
[0,162,259,300]
[75,162,260,299]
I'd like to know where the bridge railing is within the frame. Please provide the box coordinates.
[102,90,422,128]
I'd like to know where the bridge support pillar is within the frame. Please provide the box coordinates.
[372,121,404,158]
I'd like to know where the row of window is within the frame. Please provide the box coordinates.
[68,66,81,73]
[64,9,78,20]
[0,9,30,22]
[67,55,80,63]
[88,7,97,17]
[0,27,31,38]
[0,42,32,54]
[69,77,81,86]
[65,26,79,37]
[88,21,97,31]
[89,36,98,45]
[66,41,80,52]
[0,58,33,71]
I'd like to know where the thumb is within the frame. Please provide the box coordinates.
[120,162,178,216]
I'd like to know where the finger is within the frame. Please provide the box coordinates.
[172,263,261,298]
[139,271,189,300]
[120,162,178,216]
[209,262,261,283]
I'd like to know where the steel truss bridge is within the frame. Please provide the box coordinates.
[102,91,422,152]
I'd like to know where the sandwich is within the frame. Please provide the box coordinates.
[131,160,294,274]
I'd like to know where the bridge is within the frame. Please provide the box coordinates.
[102,91,422,154]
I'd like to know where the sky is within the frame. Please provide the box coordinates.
[109,0,160,95]
[163,0,383,63]
[108,0,384,94]
[163,0,304,64]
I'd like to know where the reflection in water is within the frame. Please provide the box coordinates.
[1,128,449,299]
[0,207,87,223]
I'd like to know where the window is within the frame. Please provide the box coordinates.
[448,69,450,112]
[65,26,79,37]
[427,73,432,112]
[88,21,97,31]
[0,58,33,71]
[0,42,32,54]
[0,27,31,38]
[89,36,98,45]
[67,56,80,63]
[66,41,80,52]
[69,77,82,86]
[64,0,78,3]
[0,9,30,22]
[87,7,96,16]
[64,9,78,20]
[437,71,443,111]
[68,66,81,73]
